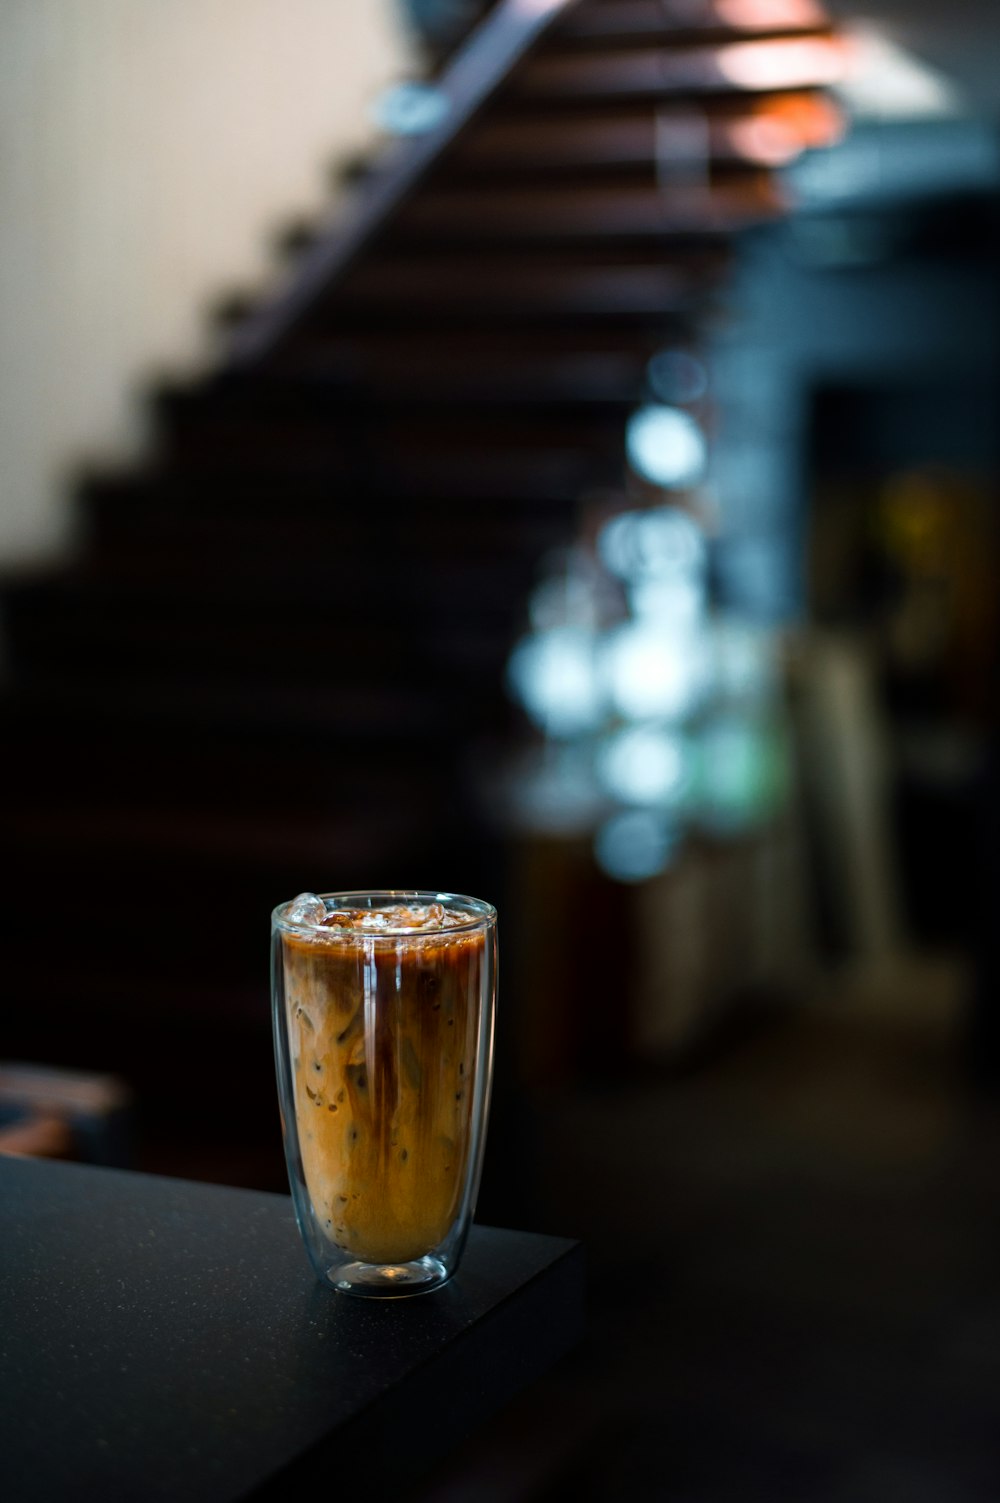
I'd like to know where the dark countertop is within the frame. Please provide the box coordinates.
[0,1155,584,1501]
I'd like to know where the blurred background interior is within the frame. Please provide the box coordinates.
[2,0,1000,1496]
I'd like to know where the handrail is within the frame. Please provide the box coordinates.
[225,0,582,368]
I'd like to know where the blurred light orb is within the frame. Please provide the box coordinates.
[594,810,680,884]
[603,620,705,722]
[715,0,828,25]
[371,81,449,136]
[506,626,604,739]
[647,349,709,406]
[695,714,787,832]
[528,565,597,633]
[716,37,847,92]
[626,404,707,489]
[628,573,704,627]
[598,505,706,584]
[711,618,778,703]
[505,748,605,836]
[714,537,796,623]
[596,726,691,808]
[597,509,642,580]
[729,112,806,165]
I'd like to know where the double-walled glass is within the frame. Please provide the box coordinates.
[271,890,497,1297]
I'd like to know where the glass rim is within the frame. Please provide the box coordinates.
[272,888,497,939]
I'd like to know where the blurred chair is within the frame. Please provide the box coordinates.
[0,1062,133,1167]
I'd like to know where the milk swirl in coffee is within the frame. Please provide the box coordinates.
[279,901,485,1265]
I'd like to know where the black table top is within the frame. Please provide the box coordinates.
[0,1155,583,1501]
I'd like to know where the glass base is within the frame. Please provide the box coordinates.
[328,1254,451,1298]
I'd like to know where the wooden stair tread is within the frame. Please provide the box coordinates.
[150,444,620,493]
[4,546,534,604]
[511,32,841,101]
[273,324,691,389]
[93,450,604,502]
[5,634,516,689]
[155,377,639,430]
[0,961,269,1028]
[556,0,831,44]
[447,94,841,172]
[154,385,630,458]
[1,674,495,744]
[335,257,716,315]
[4,623,515,681]
[1,798,431,865]
[392,177,783,241]
[85,503,568,560]
[79,468,579,547]
[4,738,479,820]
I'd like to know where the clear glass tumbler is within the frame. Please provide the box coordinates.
[271,890,497,1296]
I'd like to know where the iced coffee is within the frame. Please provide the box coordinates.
[272,891,496,1293]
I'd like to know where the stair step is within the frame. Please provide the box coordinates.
[2,671,508,739]
[391,177,782,245]
[1,800,419,870]
[3,638,513,709]
[153,311,690,405]
[278,279,709,337]
[334,256,716,323]
[2,671,495,750]
[7,539,537,601]
[510,33,840,102]
[273,345,653,402]
[155,399,627,471]
[1,690,485,817]
[81,475,572,563]
[0,960,271,1051]
[212,289,259,329]
[80,463,577,541]
[1,565,525,686]
[134,447,608,502]
[145,432,623,494]
[274,320,691,388]
[153,372,632,429]
[154,371,642,428]
[447,93,841,174]
[1,664,508,739]
[3,557,528,634]
[553,0,830,46]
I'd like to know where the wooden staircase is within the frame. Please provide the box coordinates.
[0,0,841,1183]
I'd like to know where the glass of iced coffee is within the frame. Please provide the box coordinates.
[271,890,497,1296]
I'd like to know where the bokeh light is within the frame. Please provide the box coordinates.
[626,405,707,489]
[506,625,605,739]
[593,810,682,884]
[595,726,693,809]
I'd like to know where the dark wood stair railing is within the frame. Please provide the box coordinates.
[226,0,584,368]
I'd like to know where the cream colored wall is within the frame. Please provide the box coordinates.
[0,0,411,564]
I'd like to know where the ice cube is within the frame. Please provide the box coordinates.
[358,910,389,930]
[286,892,326,926]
